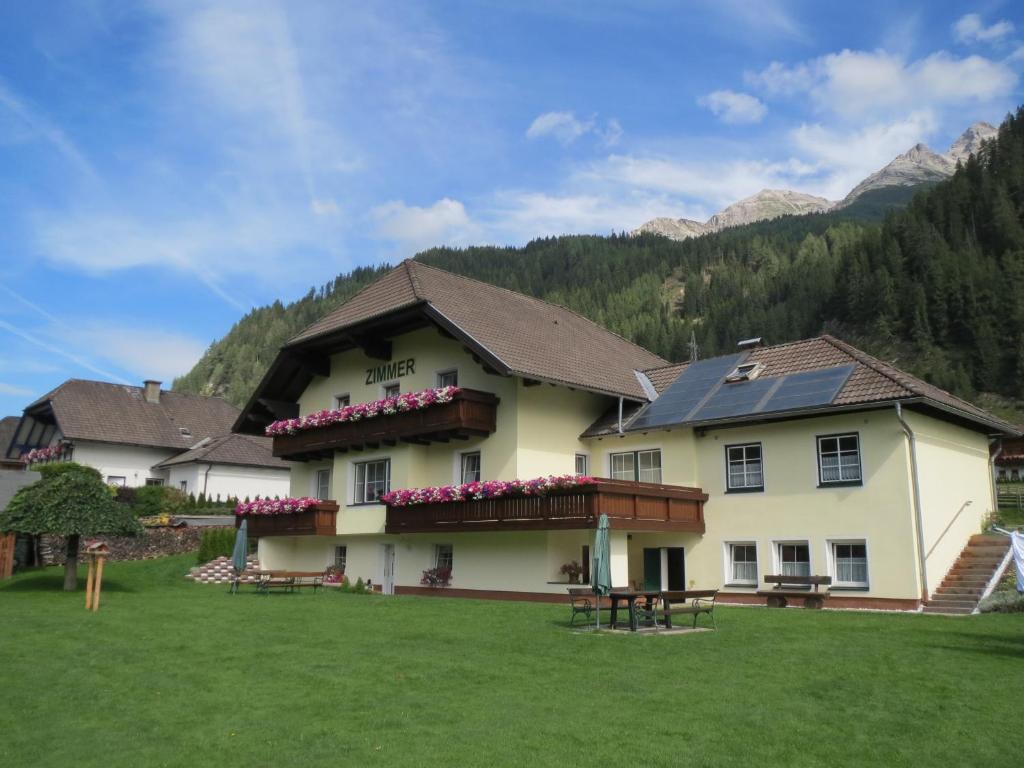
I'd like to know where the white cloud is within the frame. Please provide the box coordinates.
[526,111,623,146]
[0,382,35,397]
[371,198,479,252]
[746,49,1018,119]
[61,324,207,382]
[699,90,767,124]
[953,14,1014,44]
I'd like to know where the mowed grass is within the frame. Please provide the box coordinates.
[2,555,1022,768]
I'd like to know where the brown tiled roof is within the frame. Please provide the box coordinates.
[27,380,241,450]
[157,433,288,470]
[583,335,1016,437]
[288,260,667,399]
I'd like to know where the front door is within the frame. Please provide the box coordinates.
[382,544,396,595]
[642,548,661,591]
[666,547,686,591]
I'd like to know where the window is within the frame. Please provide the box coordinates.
[437,370,458,388]
[817,434,862,485]
[460,452,481,483]
[725,362,764,382]
[354,459,390,504]
[832,542,868,587]
[383,382,401,398]
[145,478,165,487]
[435,544,454,571]
[728,543,758,585]
[333,393,350,409]
[316,468,331,501]
[106,476,126,487]
[575,453,589,476]
[179,480,188,492]
[726,443,763,491]
[610,449,662,483]
[334,545,347,571]
[779,543,810,577]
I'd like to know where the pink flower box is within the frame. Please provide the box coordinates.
[381,474,598,507]
[235,497,321,517]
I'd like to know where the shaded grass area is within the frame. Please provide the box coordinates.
[2,555,1023,768]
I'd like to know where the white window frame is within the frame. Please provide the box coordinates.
[381,381,401,398]
[145,477,165,487]
[333,393,351,410]
[574,453,590,477]
[107,476,126,487]
[352,458,391,505]
[436,369,459,388]
[435,543,454,571]
[608,448,662,483]
[724,541,758,586]
[828,539,869,589]
[817,433,863,486]
[315,467,331,501]
[774,540,812,578]
[334,545,347,571]
[460,451,481,484]
[725,442,764,492]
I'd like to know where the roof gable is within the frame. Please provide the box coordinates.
[157,433,288,470]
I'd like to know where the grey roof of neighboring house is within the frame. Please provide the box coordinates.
[156,433,289,470]
[0,417,20,459]
[23,379,241,451]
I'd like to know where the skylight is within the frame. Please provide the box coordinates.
[725,362,763,383]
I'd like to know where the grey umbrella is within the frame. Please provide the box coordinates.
[592,514,611,629]
[230,518,248,594]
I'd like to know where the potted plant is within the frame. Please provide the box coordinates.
[560,560,583,584]
[420,567,452,587]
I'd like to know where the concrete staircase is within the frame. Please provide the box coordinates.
[922,535,1010,615]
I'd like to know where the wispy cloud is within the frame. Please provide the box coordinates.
[526,111,623,146]
[371,198,480,252]
[699,90,767,124]
[953,14,1015,45]
[0,382,35,397]
[0,319,128,383]
[0,76,98,180]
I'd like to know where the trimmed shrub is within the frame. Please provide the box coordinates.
[978,590,1024,613]
[196,527,238,564]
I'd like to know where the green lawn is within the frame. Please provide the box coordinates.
[2,555,1022,768]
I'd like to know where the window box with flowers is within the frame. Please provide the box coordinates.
[420,567,452,587]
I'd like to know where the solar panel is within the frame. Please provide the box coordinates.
[691,377,777,421]
[760,365,854,415]
[629,353,746,429]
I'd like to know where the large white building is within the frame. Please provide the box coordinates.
[5,379,289,500]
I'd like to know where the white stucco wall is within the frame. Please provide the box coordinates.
[167,463,289,502]
[70,441,175,487]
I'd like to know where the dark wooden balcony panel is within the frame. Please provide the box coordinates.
[272,389,499,460]
[237,501,339,537]
[385,480,706,534]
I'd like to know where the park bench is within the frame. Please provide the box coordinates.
[567,587,594,625]
[660,590,718,630]
[756,575,832,608]
[254,570,325,595]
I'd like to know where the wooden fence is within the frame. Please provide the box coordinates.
[997,489,1024,510]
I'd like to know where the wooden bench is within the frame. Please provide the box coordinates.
[254,570,325,595]
[756,575,832,608]
[660,590,718,630]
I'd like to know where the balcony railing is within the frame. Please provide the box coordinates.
[272,389,500,461]
[237,501,339,537]
[385,479,707,534]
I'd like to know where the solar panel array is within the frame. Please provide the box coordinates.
[630,359,855,429]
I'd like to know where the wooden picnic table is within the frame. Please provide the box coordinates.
[608,589,663,631]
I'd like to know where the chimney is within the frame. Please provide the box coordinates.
[143,380,162,404]
[737,337,765,350]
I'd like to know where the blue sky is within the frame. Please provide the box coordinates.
[1,0,1023,416]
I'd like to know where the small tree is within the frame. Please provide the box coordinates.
[0,463,142,591]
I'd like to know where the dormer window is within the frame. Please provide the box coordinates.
[725,362,764,383]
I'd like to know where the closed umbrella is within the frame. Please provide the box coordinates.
[230,518,248,594]
[592,514,611,629]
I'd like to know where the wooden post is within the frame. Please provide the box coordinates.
[85,554,96,610]
[92,555,106,613]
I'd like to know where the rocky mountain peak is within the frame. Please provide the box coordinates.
[948,122,997,164]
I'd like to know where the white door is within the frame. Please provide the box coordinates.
[382,544,396,595]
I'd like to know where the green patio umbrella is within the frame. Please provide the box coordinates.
[230,518,248,594]
[592,514,611,629]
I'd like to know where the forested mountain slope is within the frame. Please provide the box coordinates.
[175,108,1024,420]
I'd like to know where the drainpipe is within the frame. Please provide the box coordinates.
[617,397,624,435]
[202,463,213,496]
[895,403,929,604]
[988,439,1003,530]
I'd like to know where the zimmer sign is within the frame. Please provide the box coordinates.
[365,358,416,385]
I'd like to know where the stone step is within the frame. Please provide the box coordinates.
[922,605,973,615]
[927,599,977,610]
[934,586,985,596]
[953,558,1005,567]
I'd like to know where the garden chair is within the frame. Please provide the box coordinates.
[568,588,594,625]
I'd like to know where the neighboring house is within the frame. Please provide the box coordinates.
[4,379,289,500]
[0,416,38,512]
[235,260,1016,610]
[994,437,1024,482]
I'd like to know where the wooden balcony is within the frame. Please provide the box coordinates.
[237,501,339,537]
[272,389,500,461]
[385,480,707,534]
